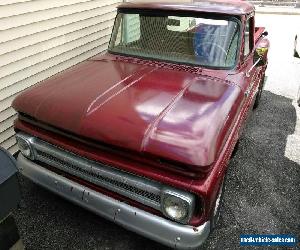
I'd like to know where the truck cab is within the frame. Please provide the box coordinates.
[12,1,269,249]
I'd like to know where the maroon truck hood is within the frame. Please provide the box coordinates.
[13,55,243,167]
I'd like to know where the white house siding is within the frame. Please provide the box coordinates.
[0,0,122,154]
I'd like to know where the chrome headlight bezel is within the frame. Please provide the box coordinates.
[161,188,196,224]
[15,133,35,160]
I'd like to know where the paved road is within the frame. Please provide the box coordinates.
[14,14,300,250]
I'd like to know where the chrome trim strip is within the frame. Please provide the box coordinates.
[17,155,210,249]
[246,58,261,78]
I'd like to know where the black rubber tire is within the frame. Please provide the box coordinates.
[231,140,240,158]
[253,75,265,109]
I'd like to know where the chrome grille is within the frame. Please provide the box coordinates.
[35,149,161,204]
[18,133,163,210]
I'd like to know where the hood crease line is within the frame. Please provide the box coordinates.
[140,78,196,152]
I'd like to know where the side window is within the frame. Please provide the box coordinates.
[244,18,251,57]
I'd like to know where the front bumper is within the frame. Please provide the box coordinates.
[17,155,210,249]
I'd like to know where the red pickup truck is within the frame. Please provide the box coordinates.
[13,1,269,249]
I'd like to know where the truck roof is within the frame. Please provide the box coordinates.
[118,0,255,15]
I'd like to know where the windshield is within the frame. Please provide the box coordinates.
[109,11,240,68]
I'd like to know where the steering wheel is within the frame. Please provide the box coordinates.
[195,42,228,63]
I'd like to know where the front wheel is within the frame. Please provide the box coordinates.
[253,75,265,109]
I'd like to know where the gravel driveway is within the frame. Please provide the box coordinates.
[13,14,300,250]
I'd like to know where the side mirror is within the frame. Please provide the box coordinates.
[294,35,300,58]
[254,38,269,66]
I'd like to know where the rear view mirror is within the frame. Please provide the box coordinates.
[294,35,299,58]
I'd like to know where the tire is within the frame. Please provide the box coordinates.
[253,75,265,109]
[210,179,225,230]
[231,140,240,158]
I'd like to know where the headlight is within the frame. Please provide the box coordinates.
[16,133,34,160]
[161,188,195,224]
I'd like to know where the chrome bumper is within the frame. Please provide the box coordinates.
[17,155,210,249]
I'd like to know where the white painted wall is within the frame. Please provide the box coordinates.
[0,0,122,153]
